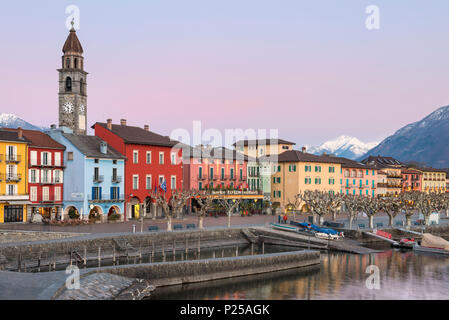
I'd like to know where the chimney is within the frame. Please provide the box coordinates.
[18,127,23,139]
[107,119,112,130]
[120,119,127,126]
[144,125,149,131]
[301,146,306,153]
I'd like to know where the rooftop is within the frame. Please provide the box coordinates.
[62,134,126,160]
[3,128,65,149]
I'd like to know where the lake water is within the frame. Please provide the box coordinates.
[149,246,449,300]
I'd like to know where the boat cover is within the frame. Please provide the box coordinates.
[421,233,449,251]
[292,221,339,235]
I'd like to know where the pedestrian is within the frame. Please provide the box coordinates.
[283,214,288,224]
[278,215,281,224]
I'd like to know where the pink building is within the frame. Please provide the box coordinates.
[183,146,248,191]
[402,168,422,192]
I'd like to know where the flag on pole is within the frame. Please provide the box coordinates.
[160,179,167,192]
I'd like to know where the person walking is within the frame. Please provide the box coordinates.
[283,214,288,224]
[278,214,281,224]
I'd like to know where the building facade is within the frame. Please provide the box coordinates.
[339,159,378,197]
[416,167,447,193]
[92,119,183,220]
[361,156,403,195]
[270,150,343,212]
[0,129,30,223]
[401,168,422,192]
[47,127,126,221]
[4,128,66,220]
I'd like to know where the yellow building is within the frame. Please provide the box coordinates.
[234,138,295,158]
[271,150,342,212]
[0,129,30,223]
[416,167,447,193]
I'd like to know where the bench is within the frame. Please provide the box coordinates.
[186,223,196,229]
[173,224,183,230]
[395,221,403,226]
[148,226,159,232]
[413,221,420,226]
[376,223,383,228]
[358,224,365,229]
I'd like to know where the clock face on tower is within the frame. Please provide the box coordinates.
[79,104,85,114]
[63,102,74,113]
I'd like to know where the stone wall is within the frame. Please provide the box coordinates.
[0,228,246,264]
[94,250,320,287]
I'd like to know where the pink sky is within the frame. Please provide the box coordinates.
[1,1,449,147]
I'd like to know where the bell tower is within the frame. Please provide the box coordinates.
[58,20,88,135]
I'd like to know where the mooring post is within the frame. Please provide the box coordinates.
[213,250,215,259]
[53,252,56,271]
[262,241,265,254]
[162,239,165,261]
[221,249,224,258]
[235,246,238,257]
[98,246,101,268]
[251,243,254,256]
[84,246,87,268]
[113,245,116,266]
[69,248,72,266]
[37,252,41,272]
[173,239,176,256]
[139,245,142,263]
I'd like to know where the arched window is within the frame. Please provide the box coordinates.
[74,58,78,69]
[66,58,70,68]
[65,77,72,92]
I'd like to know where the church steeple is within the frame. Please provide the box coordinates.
[58,22,88,135]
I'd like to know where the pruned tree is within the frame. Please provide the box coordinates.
[359,195,381,229]
[400,191,418,228]
[171,190,195,219]
[327,193,343,222]
[415,192,438,226]
[195,191,214,229]
[297,190,332,225]
[218,199,241,228]
[150,189,172,231]
[287,194,305,222]
[379,195,403,227]
[342,194,363,229]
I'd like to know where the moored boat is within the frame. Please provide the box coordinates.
[413,233,449,256]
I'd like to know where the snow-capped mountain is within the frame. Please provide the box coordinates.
[360,105,449,168]
[0,113,44,131]
[307,135,379,160]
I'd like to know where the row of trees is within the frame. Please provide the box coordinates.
[288,190,449,229]
[150,189,242,231]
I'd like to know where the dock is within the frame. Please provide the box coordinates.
[362,231,399,245]
[249,226,380,254]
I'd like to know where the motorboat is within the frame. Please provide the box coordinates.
[392,237,416,249]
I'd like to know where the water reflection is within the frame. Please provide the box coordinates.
[150,249,449,300]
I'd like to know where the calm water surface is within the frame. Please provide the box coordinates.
[150,245,449,300]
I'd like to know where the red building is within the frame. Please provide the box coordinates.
[92,119,183,220]
[401,168,422,192]
[4,128,65,220]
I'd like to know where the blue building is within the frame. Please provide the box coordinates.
[47,127,126,221]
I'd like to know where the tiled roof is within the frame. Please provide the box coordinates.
[233,139,296,147]
[415,167,448,173]
[94,122,179,147]
[0,129,31,143]
[361,155,403,167]
[272,150,343,164]
[63,134,126,160]
[63,29,83,54]
[3,128,65,149]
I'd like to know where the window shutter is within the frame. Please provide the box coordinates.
[99,187,102,200]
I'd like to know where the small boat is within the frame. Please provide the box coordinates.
[290,221,344,240]
[392,238,416,249]
[270,223,300,233]
[413,233,449,256]
[314,232,342,240]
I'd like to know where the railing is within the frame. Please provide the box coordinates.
[89,194,125,202]
[93,175,104,183]
[248,172,260,177]
[111,176,122,183]
[6,174,21,182]
[5,154,21,163]
[197,175,207,180]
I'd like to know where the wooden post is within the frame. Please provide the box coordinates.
[222,249,224,258]
[251,243,254,256]
[69,249,72,266]
[262,241,265,254]
[53,252,56,271]
[173,239,176,256]
[98,246,101,268]
[213,251,215,259]
[139,245,142,263]
[37,252,41,272]
[84,246,87,268]
[235,246,238,257]
[112,245,116,266]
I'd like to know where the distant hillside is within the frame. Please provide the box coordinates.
[0,113,45,131]
[360,105,449,168]
[307,135,379,160]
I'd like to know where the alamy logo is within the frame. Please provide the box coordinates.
[65,265,80,290]
[365,265,380,290]
[365,5,380,30]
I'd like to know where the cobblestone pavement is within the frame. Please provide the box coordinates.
[55,272,137,300]
[0,212,447,235]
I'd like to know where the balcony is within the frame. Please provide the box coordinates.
[40,179,55,185]
[6,174,21,182]
[197,175,207,180]
[93,175,104,183]
[89,194,125,203]
[5,154,21,163]
[248,171,260,177]
[111,176,122,183]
